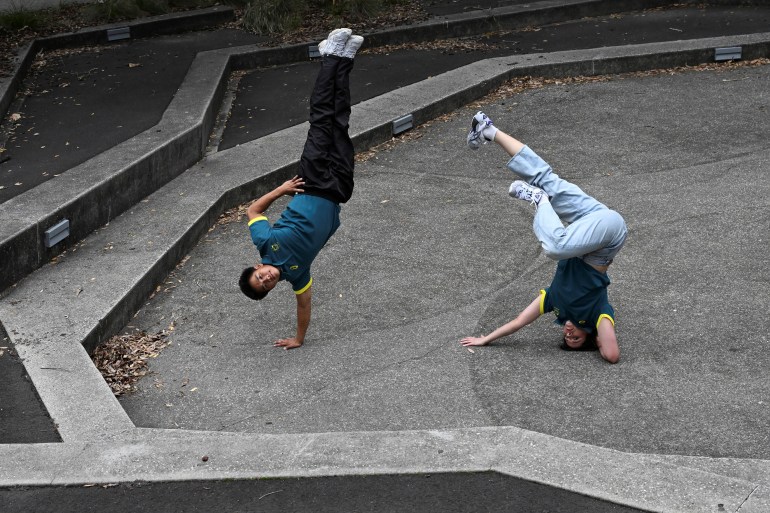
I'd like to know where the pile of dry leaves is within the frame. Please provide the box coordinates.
[92,324,174,396]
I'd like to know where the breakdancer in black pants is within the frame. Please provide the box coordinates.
[239,29,363,349]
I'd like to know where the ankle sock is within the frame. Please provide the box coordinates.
[482,125,498,142]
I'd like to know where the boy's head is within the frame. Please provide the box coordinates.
[239,264,280,300]
[560,320,598,351]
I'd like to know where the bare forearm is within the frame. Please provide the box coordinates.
[484,323,519,344]
[247,176,305,219]
[273,290,311,350]
[294,288,312,344]
[295,301,311,344]
[248,188,283,218]
[461,296,542,347]
[482,313,531,344]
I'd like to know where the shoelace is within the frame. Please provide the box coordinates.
[518,186,541,205]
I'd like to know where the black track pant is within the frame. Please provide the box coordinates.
[298,55,355,204]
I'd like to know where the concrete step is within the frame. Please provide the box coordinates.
[0,426,767,512]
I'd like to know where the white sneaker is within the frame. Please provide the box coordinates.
[509,180,546,205]
[466,111,496,150]
[322,28,352,56]
[340,35,364,59]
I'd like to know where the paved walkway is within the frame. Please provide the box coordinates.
[121,64,770,460]
[1,1,770,511]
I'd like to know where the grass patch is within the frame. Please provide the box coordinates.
[80,0,225,24]
[329,0,380,18]
[82,0,143,23]
[0,1,49,31]
[240,0,412,35]
[241,0,305,35]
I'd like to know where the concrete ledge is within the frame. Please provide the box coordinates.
[0,48,233,293]
[0,42,36,118]
[364,0,669,46]
[0,427,765,512]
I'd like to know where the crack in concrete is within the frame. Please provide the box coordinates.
[312,343,446,396]
[736,484,760,512]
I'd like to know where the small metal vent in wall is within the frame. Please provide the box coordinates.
[715,47,741,62]
[392,114,414,135]
[44,219,70,248]
[107,27,131,42]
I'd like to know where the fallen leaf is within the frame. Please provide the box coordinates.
[9,113,21,122]
[128,62,141,68]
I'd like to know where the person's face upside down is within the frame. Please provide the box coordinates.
[562,320,588,349]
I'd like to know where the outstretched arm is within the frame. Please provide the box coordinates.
[247,176,305,220]
[596,317,620,363]
[460,295,542,347]
[274,287,312,350]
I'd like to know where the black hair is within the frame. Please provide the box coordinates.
[239,266,269,301]
[559,330,598,352]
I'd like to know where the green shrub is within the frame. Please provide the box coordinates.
[82,0,143,23]
[222,0,251,7]
[0,2,47,31]
[329,0,379,18]
[168,0,220,9]
[242,0,304,35]
[136,0,170,15]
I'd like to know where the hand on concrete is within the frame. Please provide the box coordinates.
[460,336,490,347]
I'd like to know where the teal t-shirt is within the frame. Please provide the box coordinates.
[540,257,615,333]
[248,194,340,293]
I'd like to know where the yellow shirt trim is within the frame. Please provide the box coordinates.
[295,277,312,295]
[248,216,267,226]
[596,313,615,330]
[539,289,547,315]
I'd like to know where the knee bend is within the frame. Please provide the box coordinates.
[541,241,569,261]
